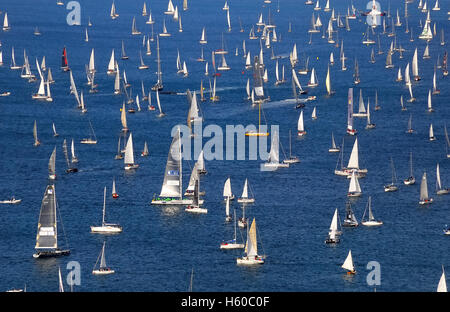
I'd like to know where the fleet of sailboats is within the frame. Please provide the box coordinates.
[1,0,449,292]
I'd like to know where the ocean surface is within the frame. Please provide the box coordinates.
[0,0,449,292]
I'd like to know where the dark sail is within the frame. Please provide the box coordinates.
[35,185,58,249]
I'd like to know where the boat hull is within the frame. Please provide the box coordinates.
[90,225,122,234]
[185,206,208,214]
[362,221,383,226]
[237,256,265,265]
[92,269,115,275]
[237,198,255,204]
[151,198,203,205]
[33,249,70,259]
[220,243,244,249]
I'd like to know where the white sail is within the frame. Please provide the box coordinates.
[241,179,249,199]
[341,250,354,272]
[297,110,305,132]
[160,128,182,198]
[223,177,232,197]
[268,130,280,164]
[124,133,135,165]
[107,49,116,73]
[329,208,339,240]
[347,138,359,169]
[420,172,430,201]
[326,66,332,95]
[348,170,361,194]
[437,266,447,292]
[412,48,419,78]
[89,48,95,73]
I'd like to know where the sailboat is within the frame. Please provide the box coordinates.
[365,99,375,129]
[404,152,416,185]
[138,51,148,70]
[131,16,141,35]
[199,27,207,44]
[347,170,362,197]
[106,50,117,75]
[237,179,255,204]
[419,172,433,204]
[307,68,318,87]
[223,177,235,201]
[325,65,334,96]
[429,124,436,141]
[141,141,149,157]
[10,47,21,70]
[436,163,449,195]
[185,179,207,214]
[342,201,358,227]
[325,208,341,244]
[159,19,171,37]
[91,187,123,233]
[151,128,199,205]
[92,241,115,275]
[152,35,163,91]
[61,46,70,72]
[236,218,265,265]
[262,130,289,169]
[48,147,57,180]
[432,69,440,94]
[33,120,41,147]
[335,137,367,178]
[329,132,340,153]
[124,133,138,170]
[384,157,399,192]
[423,43,431,59]
[412,48,421,80]
[32,79,48,100]
[110,1,119,19]
[33,185,70,258]
[437,266,447,292]
[341,250,356,274]
[427,90,434,113]
[80,120,97,144]
[112,178,119,199]
[3,12,10,31]
[406,114,414,134]
[246,58,270,136]
[284,129,300,164]
[361,196,383,226]
[297,110,307,136]
[220,207,244,249]
[353,90,367,117]
[62,139,78,173]
[346,88,357,135]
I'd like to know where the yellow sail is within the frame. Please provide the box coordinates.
[245,218,258,256]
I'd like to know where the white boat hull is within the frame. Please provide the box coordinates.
[92,269,115,275]
[362,220,383,226]
[90,225,123,234]
[237,256,265,265]
[237,198,255,204]
[151,198,203,205]
[0,199,21,204]
[220,242,244,249]
[185,206,208,214]
[419,198,433,205]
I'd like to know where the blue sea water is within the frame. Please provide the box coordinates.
[0,0,449,292]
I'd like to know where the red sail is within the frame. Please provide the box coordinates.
[61,47,68,68]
